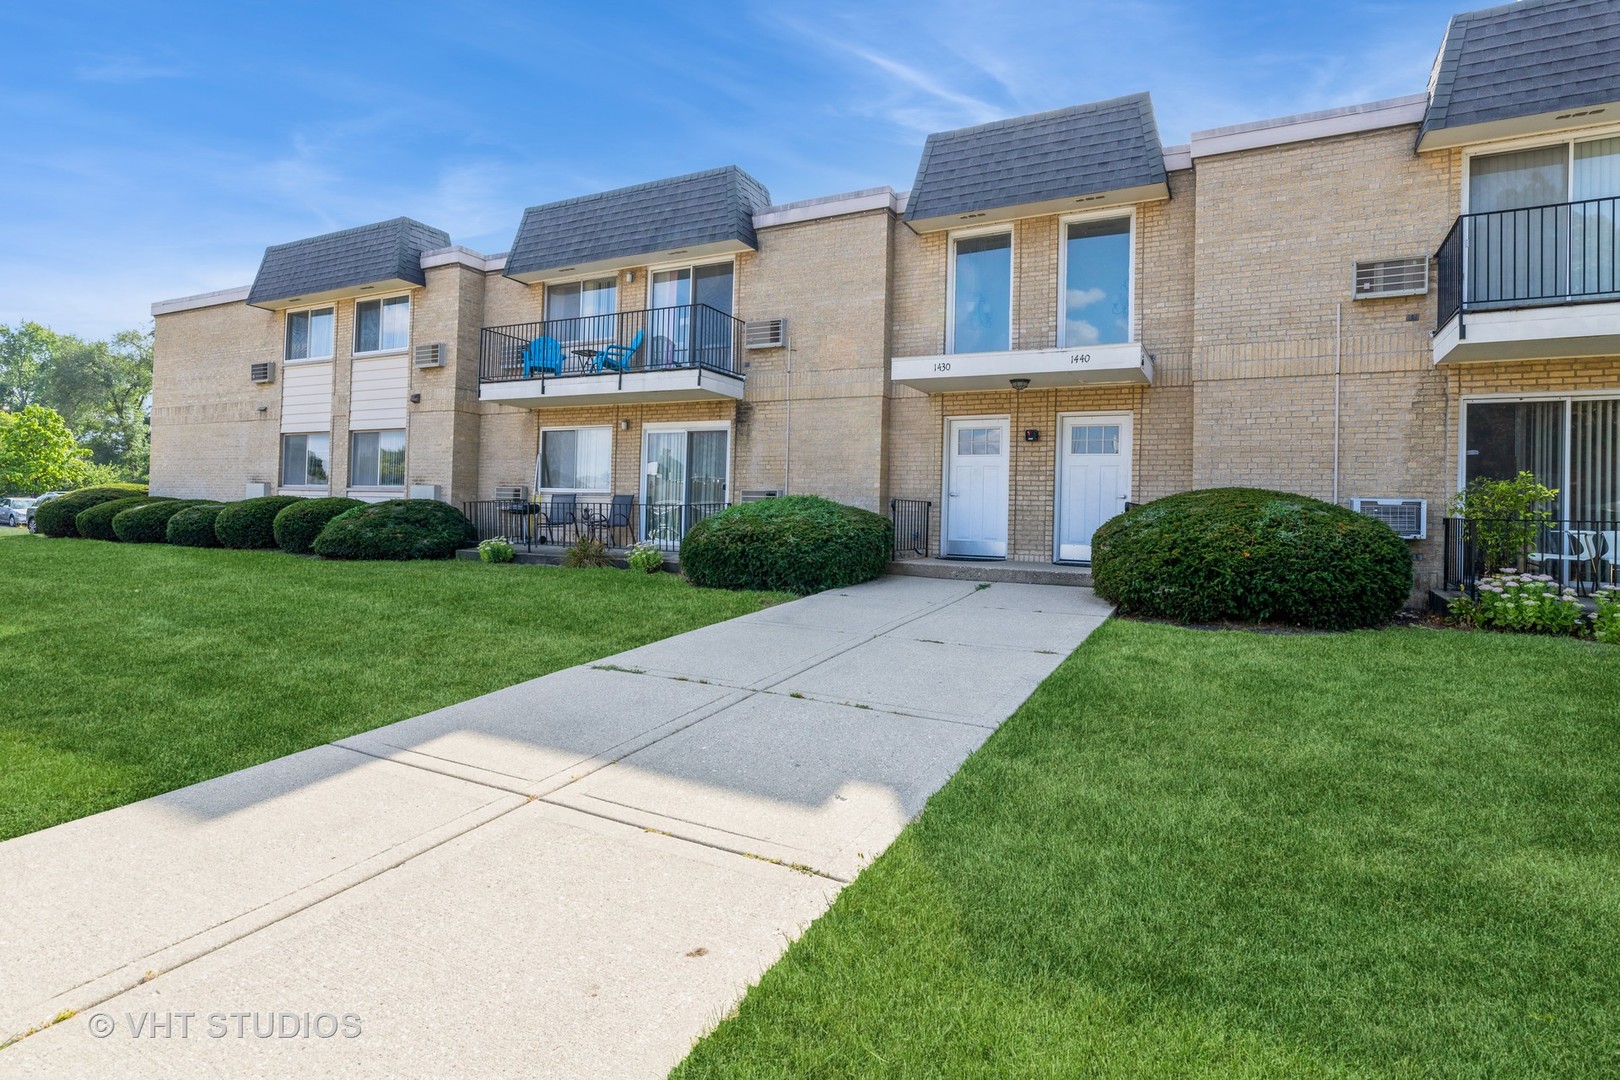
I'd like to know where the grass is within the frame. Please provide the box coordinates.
[675,619,1620,1079]
[0,536,786,840]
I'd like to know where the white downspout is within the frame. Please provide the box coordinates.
[1333,302,1343,504]
[783,347,793,496]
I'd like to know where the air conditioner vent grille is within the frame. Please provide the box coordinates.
[414,343,446,368]
[1353,257,1428,299]
[744,318,787,349]
[494,484,528,504]
[250,361,276,384]
[1350,497,1427,540]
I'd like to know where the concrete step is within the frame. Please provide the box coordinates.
[887,557,1093,588]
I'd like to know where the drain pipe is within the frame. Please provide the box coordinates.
[783,345,793,496]
[1333,302,1343,504]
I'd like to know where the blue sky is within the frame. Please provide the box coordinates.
[0,0,1469,340]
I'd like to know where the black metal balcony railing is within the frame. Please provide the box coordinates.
[479,304,745,385]
[1436,195,1620,331]
[463,498,728,553]
[889,498,931,559]
[1442,516,1620,598]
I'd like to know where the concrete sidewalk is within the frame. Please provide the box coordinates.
[1,575,1111,1078]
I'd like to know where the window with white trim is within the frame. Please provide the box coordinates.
[350,430,405,488]
[284,307,334,361]
[949,232,1012,354]
[354,295,410,354]
[281,432,330,486]
[539,426,611,491]
[1062,216,1132,346]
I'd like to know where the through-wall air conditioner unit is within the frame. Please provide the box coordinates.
[408,484,442,501]
[1352,257,1428,299]
[414,342,446,368]
[494,484,529,505]
[245,481,272,499]
[740,489,780,502]
[250,361,276,384]
[1351,497,1427,540]
[743,318,788,350]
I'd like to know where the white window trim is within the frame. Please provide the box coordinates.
[644,258,737,315]
[284,304,336,363]
[536,424,614,494]
[1057,206,1138,348]
[945,225,1015,355]
[280,431,333,488]
[1461,125,1620,214]
[348,428,407,490]
[352,291,413,358]
[638,420,733,512]
[542,274,621,320]
[1456,390,1620,516]
[1052,410,1133,563]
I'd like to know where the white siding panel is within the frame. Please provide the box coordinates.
[280,361,333,433]
[350,355,409,428]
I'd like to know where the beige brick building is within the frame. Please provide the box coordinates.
[151,0,1620,602]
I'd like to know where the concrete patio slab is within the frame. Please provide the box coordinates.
[0,746,523,1043]
[775,635,1070,724]
[4,802,835,1080]
[335,666,741,796]
[546,693,993,880]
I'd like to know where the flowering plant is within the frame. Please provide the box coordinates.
[626,541,664,574]
[1591,586,1620,645]
[477,536,516,564]
[1449,570,1583,635]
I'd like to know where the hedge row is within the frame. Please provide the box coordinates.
[34,485,148,537]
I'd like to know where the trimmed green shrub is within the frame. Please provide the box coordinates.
[679,495,892,595]
[33,484,148,538]
[312,499,477,560]
[166,503,228,547]
[112,499,213,543]
[273,497,363,555]
[76,497,170,541]
[1091,487,1413,630]
[214,496,304,550]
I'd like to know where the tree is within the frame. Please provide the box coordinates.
[0,321,59,412]
[41,326,153,478]
[0,404,91,494]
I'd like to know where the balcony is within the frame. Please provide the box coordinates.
[890,341,1153,394]
[1434,196,1620,365]
[479,304,745,408]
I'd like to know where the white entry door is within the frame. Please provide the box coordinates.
[1056,413,1131,562]
[943,417,1009,558]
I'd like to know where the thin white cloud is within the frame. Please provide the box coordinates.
[74,57,185,83]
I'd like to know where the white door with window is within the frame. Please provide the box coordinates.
[943,417,1009,558]
[1056,414,1131,563]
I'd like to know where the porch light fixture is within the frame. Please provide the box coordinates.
[409,393,421,404]
[1009,378,1031,392]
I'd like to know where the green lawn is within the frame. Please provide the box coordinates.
[0,536,785,840]
[675,620,1620,1079]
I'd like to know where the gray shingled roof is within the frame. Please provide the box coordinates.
[504,167,771,279]
[247,217,451,307]
[1422,0,1620,142]
[904,94,1167,228]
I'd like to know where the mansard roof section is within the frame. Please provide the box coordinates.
[247,217,451,309]
[904,93,1169,232]
[504,166,772,283]
[1419,0,1620,150]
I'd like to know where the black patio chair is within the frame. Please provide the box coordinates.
[538,493,577,544]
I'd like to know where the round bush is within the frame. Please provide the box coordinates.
[75,497,171,541]
[273,497,363,555]
[34,484,147,537]
[166,503,229,547]
[112,499,213,543]
[678,495,892,595]
[312,499,477,560]
[1091,487,1414,630]
[214,496,304,550]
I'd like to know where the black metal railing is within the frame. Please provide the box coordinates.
[1442,516,1620,597]
[479,304,745,385]
[463,498,728,553]
[1436,196,1620,331]
[889,498,931,559]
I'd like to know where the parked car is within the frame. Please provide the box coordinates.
[25,492,65,533]
[1,497,36,527]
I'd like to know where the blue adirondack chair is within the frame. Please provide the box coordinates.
[522,336,567,378]
[593,329,644,373]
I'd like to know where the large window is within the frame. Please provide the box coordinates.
[1062,216,1132,346]
[545,277,618,351]
[539,426,611,491]
[649,262,734,368]
[950,232,1012,354]
[1465,397,1620,521]
[350,430,405,488]
[284,307,334,361]
[354,295,410,354]
[281,432,330,487]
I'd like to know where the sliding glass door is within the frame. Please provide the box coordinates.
[642,427,729,543]
[648,262,734,369]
